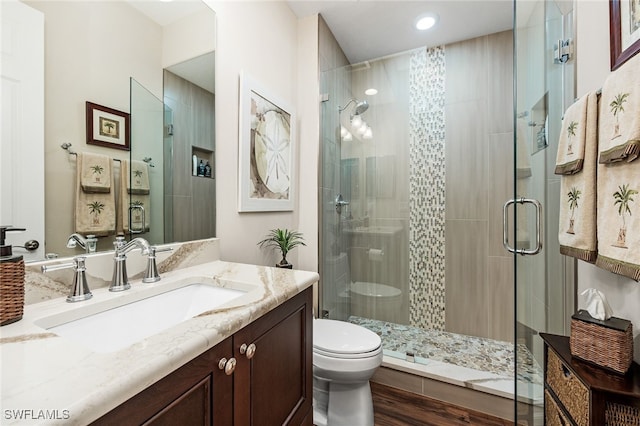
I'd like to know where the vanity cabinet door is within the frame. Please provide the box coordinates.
[233,288,313,426]
[91,336,233,426]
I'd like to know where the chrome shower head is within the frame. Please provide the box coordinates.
[353,100,369,115]
[338,98,369,115]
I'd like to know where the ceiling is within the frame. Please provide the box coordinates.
[286,0,514,64]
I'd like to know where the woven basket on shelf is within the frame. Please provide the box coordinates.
[0,259,25,326]
[570,309,633,374]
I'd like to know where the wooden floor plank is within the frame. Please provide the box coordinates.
[372,382,514,426]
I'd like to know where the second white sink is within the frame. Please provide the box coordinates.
[37,284,247,353]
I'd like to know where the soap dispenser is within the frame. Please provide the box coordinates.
[0,226,26,326]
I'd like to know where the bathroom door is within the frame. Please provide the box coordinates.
[513,0,575,423]
[0,0,45,261]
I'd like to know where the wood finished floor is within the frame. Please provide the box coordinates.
[371,382,515,426]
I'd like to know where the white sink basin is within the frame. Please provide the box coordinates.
[35,283,247,353]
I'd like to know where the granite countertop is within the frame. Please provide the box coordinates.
[0,260,318,425]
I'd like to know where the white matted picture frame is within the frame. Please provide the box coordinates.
[86,101,130,150]
[238,71,296,212]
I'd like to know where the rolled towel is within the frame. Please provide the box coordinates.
[127,160,150,195]
[555,92,597,175]
[558,91,599,263]
[79,152,112,193]
[598,53,640,164]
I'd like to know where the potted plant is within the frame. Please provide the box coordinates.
[257,228,306,269]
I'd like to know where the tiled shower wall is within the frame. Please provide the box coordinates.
[408,46,447,330]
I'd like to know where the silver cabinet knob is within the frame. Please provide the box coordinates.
[218,357,236,375]
[240,343,257,359]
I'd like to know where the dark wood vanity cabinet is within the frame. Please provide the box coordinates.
[92,287,313,426]
[541,333,640,426]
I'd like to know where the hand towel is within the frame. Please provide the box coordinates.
[79,152,112,193]
[558,91,599,262]
[127,160,150,195]
[555,92,597,175]
[119,160,150,234]
[75,153,116,236]
[595,159,640,280]
[598,53,640,164]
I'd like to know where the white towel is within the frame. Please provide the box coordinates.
[79,152,112,193]
[595,159,640,280]
[75,153,116,236]
[127,160,150,195]
[119,160,150,234]
[556,93,599,175]
[598,53,640,164]
[558,92,599,263]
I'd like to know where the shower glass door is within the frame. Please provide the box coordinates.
[514,0,576,423]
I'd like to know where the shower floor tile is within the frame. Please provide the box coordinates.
[349,316,543,386]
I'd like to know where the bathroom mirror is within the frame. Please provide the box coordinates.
[19,0,216,260]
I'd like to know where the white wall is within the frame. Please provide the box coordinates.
[575,0,640,363]
[206,1,319,270]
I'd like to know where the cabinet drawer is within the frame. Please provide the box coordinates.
[546,348,589,426]
[545,390,574,426]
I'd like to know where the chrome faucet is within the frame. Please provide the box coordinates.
[42,256,93,302]
[142,245,173,283]
[110,236,151,292]
[66,233,98,253]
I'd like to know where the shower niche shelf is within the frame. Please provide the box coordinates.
[191,146,214,178]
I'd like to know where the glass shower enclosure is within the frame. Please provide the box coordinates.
[318,0,576,422]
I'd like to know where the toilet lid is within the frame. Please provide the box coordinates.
[351,281,402,298]
[313,319,381,355]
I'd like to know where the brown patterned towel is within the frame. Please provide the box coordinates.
[75,153,115,236]
[595,159,640,281]
[118,160,150,233]
[79,152,112,193]
[598,53,640,164]
[558,92,599,262]
[555,92,597,175]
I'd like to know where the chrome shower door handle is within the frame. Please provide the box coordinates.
[503,197,543,256]
[335,194,350,215]
[128,205,145,234]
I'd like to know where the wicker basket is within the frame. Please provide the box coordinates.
[0,258,25,326]
[570,309,633,374]
[606,401,640,426]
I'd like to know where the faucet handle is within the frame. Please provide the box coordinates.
[41,256,93,303]
[143,246,172,283]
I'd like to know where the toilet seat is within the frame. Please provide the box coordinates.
[313,319,381,359]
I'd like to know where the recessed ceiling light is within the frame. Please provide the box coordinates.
[415,14,438,31]
[365,88,378,96]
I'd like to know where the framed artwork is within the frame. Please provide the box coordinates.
[238,72,296,212]
[610,0,640,70]
[86,101,130,150]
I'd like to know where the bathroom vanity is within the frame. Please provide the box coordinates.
[92,288,313,425]
[0,250,318,425]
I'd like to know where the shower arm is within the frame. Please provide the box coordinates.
[338,99,358,113]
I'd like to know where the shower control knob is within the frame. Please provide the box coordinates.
[218,357,236,375]
[240,343,257,359]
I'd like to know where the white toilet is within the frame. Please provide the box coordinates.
[313,319,383,426]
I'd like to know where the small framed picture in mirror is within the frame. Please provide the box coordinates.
[86,101,130,150]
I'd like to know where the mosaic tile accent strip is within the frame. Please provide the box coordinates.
[408,46,446,330]
[350,316,543,385]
